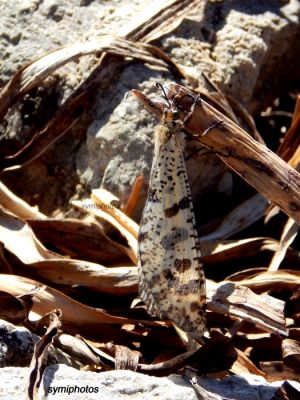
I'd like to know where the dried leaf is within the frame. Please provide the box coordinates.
[20,259,138,295]
[114,344,140,371]
[28,217,131,264]
[0,181,46,220]
[0,274,133,326]
[202,237,278,263]
[207,282,287,335]
[0,206,58,263]
[91,188,139,239]
[268,218,299,272]
[0,290,33,324]
[282,338,300,371]
[232,270,300,292]
[200,194,268,241]
[26,310,61,400]
[55,333,100,366]
[72,199,137,263]
[231,348,266,377]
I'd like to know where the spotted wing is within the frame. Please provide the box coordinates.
[138,126,206,338]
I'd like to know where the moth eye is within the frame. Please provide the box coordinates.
[172,110,180,119]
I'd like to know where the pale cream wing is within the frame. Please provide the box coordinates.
[138,128,206,337]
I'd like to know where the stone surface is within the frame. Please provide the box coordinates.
[0,320,78,368]
[0,365,299,400]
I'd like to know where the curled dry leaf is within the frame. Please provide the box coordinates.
[201,237,279,264]
[91,188,139,239]
[0,37,173,120]
[26,310,62,400]
[71,199,137,264]
[55,333,101,366]
[282,338,300,371]
[0,204,138,294]
[0,206,59,263]
[20,260,138,295]
[207,282,287,336]
[28,217,132,265]
[0,181,46,220]
[268,217,299,272]
[200,193,269,241]
[0,290,33,324]
[231,348,266,377]
[230,270,300,292]
[0,274,133,327]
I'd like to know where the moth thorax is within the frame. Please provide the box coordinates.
[163,108,181,125]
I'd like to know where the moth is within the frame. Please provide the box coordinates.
[137,84,206,339]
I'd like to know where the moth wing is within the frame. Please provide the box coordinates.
[138,130,206,337]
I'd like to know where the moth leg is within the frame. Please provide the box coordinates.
[202,120,224,136]
[183,94,201,125]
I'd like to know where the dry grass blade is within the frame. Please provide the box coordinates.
[268,217,299,271]
[26,310,61,400]
[21,260,138,295]
[207,282,287,335]
[282,339,300,371]
[201,237,278,263]
[127,0,202,43]
[72,199,137,263]
[28,218,131,265]
[131,85,300,224]
[0,291,33,324]
[0,181,46,220]
[233,270,300,292]
[0,206,58,263]
[200,194,268,241]
[0,274,133,326]
[92,188,139,239]
[123,175,144,217]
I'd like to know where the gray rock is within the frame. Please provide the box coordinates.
[0,319,37,367]
[0,320,78,368]
[0,365,299,400]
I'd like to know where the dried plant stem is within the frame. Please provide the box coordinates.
[132,85,300,224]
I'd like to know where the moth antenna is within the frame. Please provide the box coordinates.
[156,82,171,108]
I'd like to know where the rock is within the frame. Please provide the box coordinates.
[0,364,299,400]
[0,319,37,367]
[0,320,78,368]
